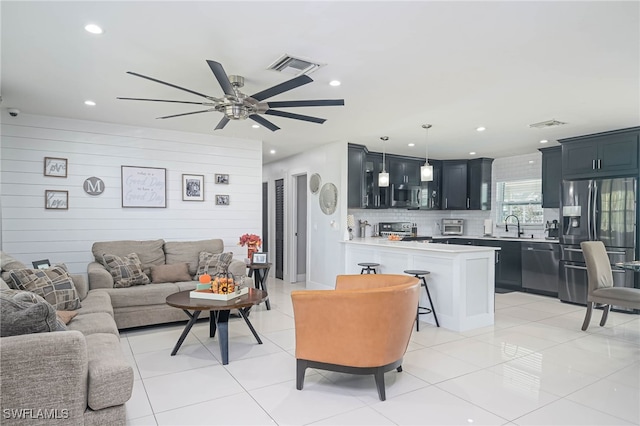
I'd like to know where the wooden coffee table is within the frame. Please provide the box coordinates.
[165,288,268,365]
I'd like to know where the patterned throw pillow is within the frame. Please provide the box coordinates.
[0,289,67,337]
[9,265,81,310]
[196,252,233,278]
[102,253,150,288]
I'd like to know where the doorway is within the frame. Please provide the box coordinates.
[275,179,284,279]
[294,174,307,282]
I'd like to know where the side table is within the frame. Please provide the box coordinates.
[247,262,271,310]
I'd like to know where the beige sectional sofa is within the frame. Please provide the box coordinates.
[0,253,133,425]
[87,238,247,329]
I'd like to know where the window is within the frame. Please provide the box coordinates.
[496,179,543,225]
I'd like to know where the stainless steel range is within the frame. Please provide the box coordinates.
[379,222,412,238]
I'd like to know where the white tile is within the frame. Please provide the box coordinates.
[155,392,276,426]
[249,375,366,425]
[567,334,640,362]
[127,326,200,354]
[566,377,640,424]
[223,351,303,390]
[135,343,218,379]
[127,415,158,426]
[261,328,296,351]
[126,380,153,421]
[244,309,295,334]
[537,342,635,378]
[402,347,482,384]
[605,362,640,389]
[433,338,531,368]
[471,328,560,352]
[144,365,244,413]
[190,316,254,341]
[594,318,640,343]
[203,333,283,363]
[371,385,508,425]
[503,322,585,344]
[436,369,560,421]
[498,306,560,322]
[513,398,634,425]
[310,406,395,425]
[408,326,466,347]
[521,300,584,315]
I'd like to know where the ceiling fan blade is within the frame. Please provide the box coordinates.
[126,71,216,100]
[249,115,281,132]
[215,116,230,130]
[265,109,326,124]
[250,75,313,102]
[266,99,345,108]
[206,60,235,96]
[156,109,216,119]
[117,97,216,106]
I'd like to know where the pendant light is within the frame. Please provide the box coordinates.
[421,124,434,182]
[378,136,389,187]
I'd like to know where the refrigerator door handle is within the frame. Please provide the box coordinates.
[564,248,583,253]
[564,264,588,271]
[592,181,598,240]
[587,181,593,240]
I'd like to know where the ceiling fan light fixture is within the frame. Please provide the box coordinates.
[225,104,249,120]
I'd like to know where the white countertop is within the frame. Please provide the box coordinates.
[433,236,559,243]
[342,238,500,253]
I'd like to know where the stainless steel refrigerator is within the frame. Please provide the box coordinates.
[559,177,637,307]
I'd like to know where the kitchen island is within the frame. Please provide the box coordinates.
[342,238,499,332]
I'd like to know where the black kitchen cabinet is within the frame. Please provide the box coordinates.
[348,144,366,208]
[364,153,390,208]
[540,146,562,208]
[467,158,493,210]
[442,160,468,210]
[560,127,639,179]
[419,160,442,210]
[388,155,422,186]
[475,239,522,290]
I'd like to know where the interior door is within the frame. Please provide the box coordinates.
[275,179,284,280]
[295,174,307,282]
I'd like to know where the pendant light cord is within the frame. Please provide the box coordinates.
[422,124,432,164]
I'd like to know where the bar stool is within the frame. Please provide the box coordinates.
[358,262,379,274]
[404,269,440,331]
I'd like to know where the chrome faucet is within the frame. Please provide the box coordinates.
[504,214,524,238]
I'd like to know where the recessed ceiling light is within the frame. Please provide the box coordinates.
[329,80,341,87]
[408,143,415,147]
[84,24,103,34]
[528,160,535,164]
[540,139,549,144]
[269,149,276,154]
[251,124,260,129]
[84,100,96,106]
[476,127,486,132]
[469,151,476,155]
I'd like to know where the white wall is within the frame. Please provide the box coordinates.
[262,141,348,290]
[0,112,262,275]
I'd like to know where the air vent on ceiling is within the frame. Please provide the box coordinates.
[267,54,324,76]
[529,119,568,129]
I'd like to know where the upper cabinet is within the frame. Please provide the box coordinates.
[364,153,390,209]
[347,144,366,208]
[560,127,639,179]
[442,160,468,210]
[540,146,561,208]
[388,155,422,186]
[468,158,493,210]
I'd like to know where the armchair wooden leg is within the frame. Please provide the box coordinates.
[296,359,308,390]
[581,302,593,331]
[374,368,386,401]
[599,304,611,327]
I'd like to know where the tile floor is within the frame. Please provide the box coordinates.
[123,279,640,426]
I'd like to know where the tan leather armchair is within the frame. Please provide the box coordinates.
[291,274,419,400]
[581,241,640,331]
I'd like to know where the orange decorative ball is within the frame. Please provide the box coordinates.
[199,274,212,284]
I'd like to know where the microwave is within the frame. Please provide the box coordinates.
[391,184,420,208]
[441,219,464,235]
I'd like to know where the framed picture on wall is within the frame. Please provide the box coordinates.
[44,157,67,177]
[45,190,68,209]
[182,174,204,201]
[215,174,229,184]
[121,166,166,208]
[215,194,230,205]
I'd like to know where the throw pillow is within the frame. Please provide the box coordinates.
[56,310,78,325]
[0,289,67,337]
[102,253,150,288]
[150,263,191,283]
[9,265,81,310]
[196,251,234,278]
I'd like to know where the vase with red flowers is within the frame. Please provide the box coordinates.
[238,234,262,262]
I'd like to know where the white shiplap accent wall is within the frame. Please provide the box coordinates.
[0,112,262,275]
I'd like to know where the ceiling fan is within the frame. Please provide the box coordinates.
[118,60,344,132]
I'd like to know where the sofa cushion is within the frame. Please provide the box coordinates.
[150,263,191,284]
[0,251,28,284]
[67,312,119,336]
[164,239,224,276]
[102,253,150,288]
[0,289,67,336]
[9,265,82,310]
[56,310,78,324]
[196,251,234,278]
[77,290,114,317]
[85,333,134,410]
[104,283,179,309]
[93,239,165,276]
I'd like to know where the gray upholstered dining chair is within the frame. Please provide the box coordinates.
[580,241,640,331]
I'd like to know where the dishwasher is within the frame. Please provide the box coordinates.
[521,242,560,295]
